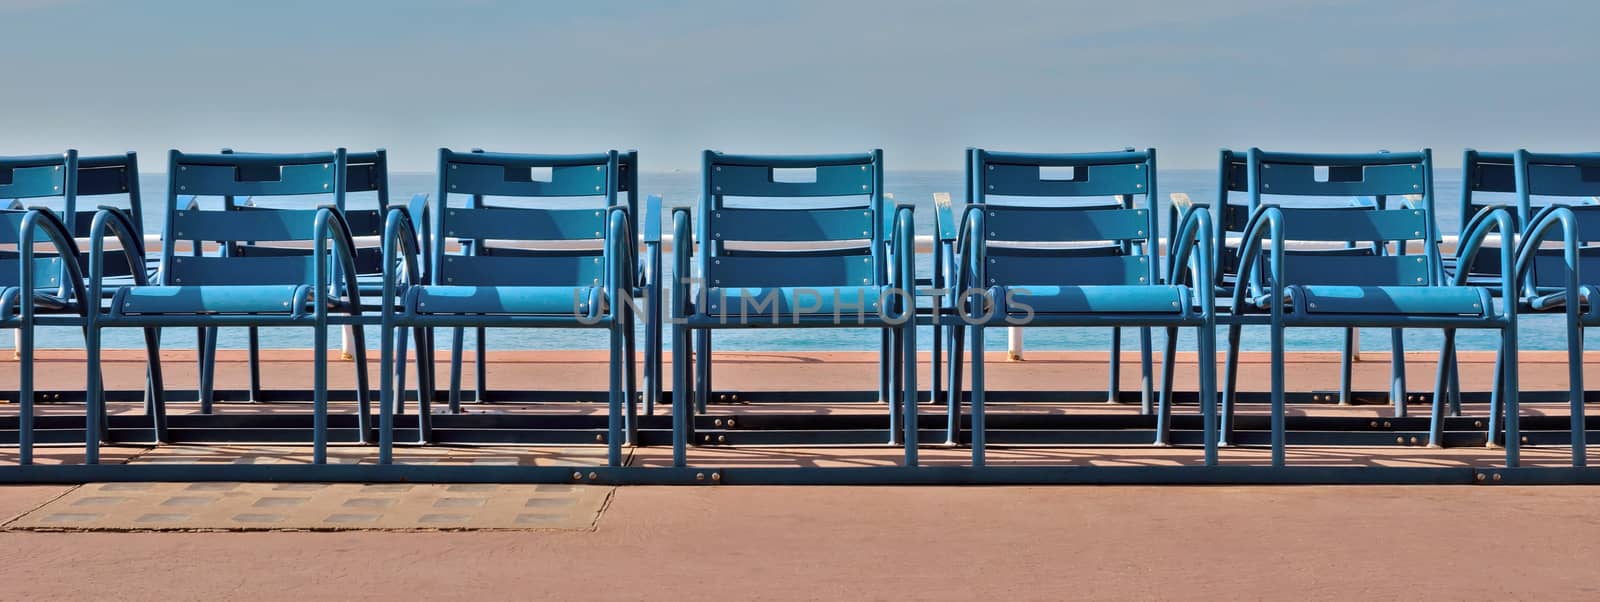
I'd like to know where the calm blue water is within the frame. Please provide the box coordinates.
[20,169,1584,353]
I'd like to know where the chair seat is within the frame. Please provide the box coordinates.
[1293,285,1490,316]
[0,287,73,314]
[114,285,311,315]
[998,285,1188,314]
[702,286,883,317]
[407,285,600,315]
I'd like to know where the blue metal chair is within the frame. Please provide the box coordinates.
[377,149,638,466]
[668,150,916,467]
[1501,150,1600,467]
[947,149,1218,465]
[1195,149,1430,413]
[1223,149,1516,467]
[442,150,643,412]
[189,149,423,410]
[85,149,368,464]
[940,149,1158,414]
[1,151,159,464]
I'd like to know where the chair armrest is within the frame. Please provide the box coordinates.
[670,207,693,318]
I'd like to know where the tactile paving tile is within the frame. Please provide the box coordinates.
[6,482,611,531]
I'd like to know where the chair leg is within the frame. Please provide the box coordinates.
[969,324,986,467]
[929,320,943,406]
[393,325,411,415]
[1338,328,1355,405]
[1107,327,1122,404]
[198,327,218,414]
[672,323,690,467]
[1390,328,1407,418]
[142,327,168,444]
[1140,327,1154,415]
[879,329,892,404]
[1220,324,1243,447]
[1428,328,1455,447]
[945,322,965,446]
[313,324,328,465]
[1569,320,1585,467]
[1487,343,1505,448]
[1448,351,1462,417]
[85,324,104,465]
[1270,317,1286,468]
[624,306,639,447]
[694,329,711,414]
[19,323,34,465]
[351,325,373,444]
[448,327,465,414]
[608,324,624,467]
[247,326,264,403]
[379,321,396,465]
[1154,326,1179,446]
[887,327,903,445]
[1198,322,1219,467]
[902,321,919,467]
[1502,324,1521,467]
[474,326,488,404]
[416,326,435,444]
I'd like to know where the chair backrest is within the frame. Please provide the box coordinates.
[1514,150,1600,288]
[1239,149,1437,288]
[698,150,885,291]
[0,152,80,290]
[970,149,1158,288]
[433,148,620,287]
[161,149,348,286]
[215,148,391,275]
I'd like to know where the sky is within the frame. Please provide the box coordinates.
[1,0,1596,172]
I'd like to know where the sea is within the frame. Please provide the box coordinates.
[18,169,1587,353]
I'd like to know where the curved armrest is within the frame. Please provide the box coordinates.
[889,204,916,320]
[381,206,425,318]
[953,204,987,316]
[312,206,366,316]
[670,207,693,318]
[87,207,152,312]
[20,208,89,313]
[1511,206,1577,307]
[1231,206,1285,311]
[604,206,634,324]
[1454,206,1517,306]
[1168,205,1217,314]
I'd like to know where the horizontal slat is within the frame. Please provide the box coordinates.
[709,163,873,197]
[0,164,65,199]
[437,254,605,287]
[76,162,132,196]
[444,162,609,197]
[1275,207,1427,242]
[173,161,338,197]
[1258,162,1426,196]
[1525,163,1600,197]
[443,206,607,241]
[170,209,323,242]
[1531,251,1600,289]
[233,205,382,236]
[0,257,65,288]
[1280,254,1431,287]
[982,162,1148,197]
[166,255,316,286]
[984,207,1150,242]
[706,254,875,288]
[710,206,873,242]
[987,253,1152,287]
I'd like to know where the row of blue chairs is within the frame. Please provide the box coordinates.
[0,147,1593,476]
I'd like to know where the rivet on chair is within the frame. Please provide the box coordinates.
[1492,473,1502,481]
[1136,184,1143,189]
[180,166,187,171]
[595,186,601,192]
[180,186,186,191]
[572,471,582,480]
[1410,436,1419,445]
[1139,277,1146,282]
[988,185,994,190]
[1370,420,1379,427]
[587,471,598,480]
[718,435,727,443]
[1383,421,1392,427]
[727,418,736,427]
[1413,185,1419,189]
[1171,301,1178,308]
[714,419,723,427]
[323,184,329,189]
[1475,473,1486,482]
[594,434,603,442]
[1263,184,1270,189]
[1396,437,1405,444]
[450,185,456,190]
[1310,303,1317,309]
[715,186,721,192]
[696,472,705,480]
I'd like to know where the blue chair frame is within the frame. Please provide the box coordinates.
[378,149,637,466]
[1502,150,1600,467]
[442,150,642,412]
[1224,149,1517,467]
[947,149,1218,465]
[668,150,917,467]
[189,149,423,410]
[86,149,367,464]
[1,151,157,463]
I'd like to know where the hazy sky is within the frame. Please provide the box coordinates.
[2,0,1595,171]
